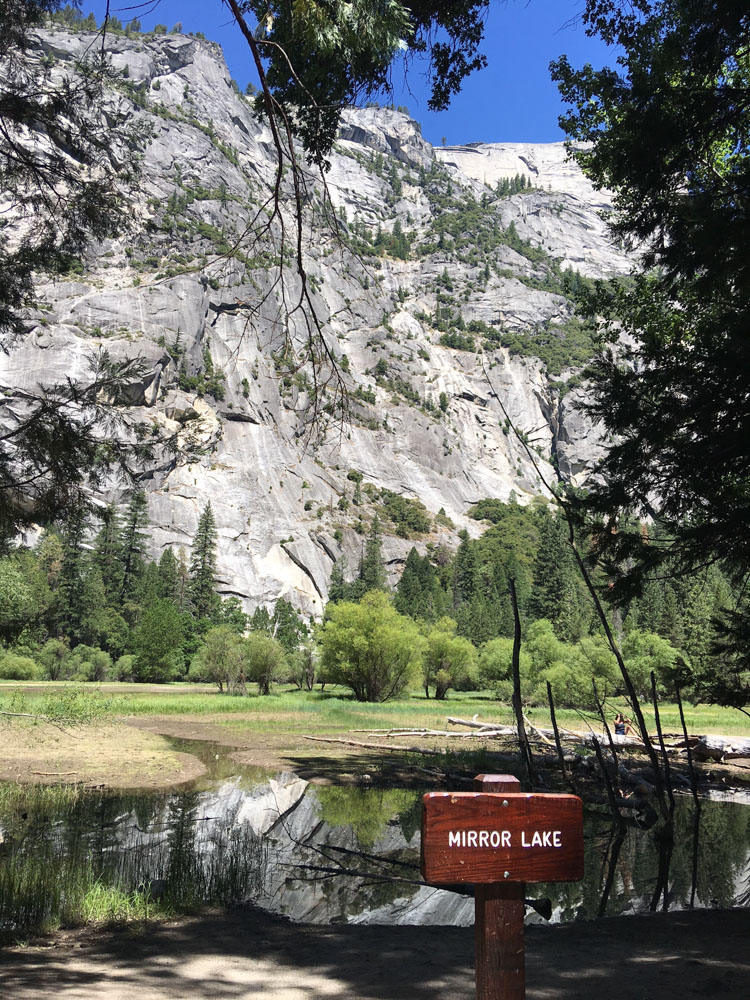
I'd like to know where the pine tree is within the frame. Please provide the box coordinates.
[175,548,190,611]
[157,547,179,602]
[527,510,583,641]
[250,604,273,634]
[119,490,149,602]
[357,515,388,593]
[328,555,350,604]
[93,504,123,602]
[394,548,424,616]
[56,507,88,641]
[452,530,479,609]
[189,502,220,620]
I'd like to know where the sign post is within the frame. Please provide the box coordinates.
[421,774,584,1000]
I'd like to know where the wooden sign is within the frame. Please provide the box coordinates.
[421,787,583,884]
[422,775,584,1000]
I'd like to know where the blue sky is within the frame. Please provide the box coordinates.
[80,1,617,146]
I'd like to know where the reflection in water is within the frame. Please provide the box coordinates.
[0,757,748,933]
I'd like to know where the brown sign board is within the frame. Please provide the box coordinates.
[421,791,584,884]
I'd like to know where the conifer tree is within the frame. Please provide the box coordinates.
[250,604,272,634]
[175,548,190,611]
[56,507,88,640]
[189,502,220,620]
[452,530,479,609]
[157,547,179,602]
[528,510,583,641]
[357,515,388,594]
[327,555,350,604]
[93,504,123,603]
[119,490,149,602]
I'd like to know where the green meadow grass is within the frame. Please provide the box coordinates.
[2,683,745,736]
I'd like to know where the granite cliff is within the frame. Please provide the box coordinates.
[0,28,630,616]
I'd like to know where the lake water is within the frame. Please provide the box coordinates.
[1,737,748,932]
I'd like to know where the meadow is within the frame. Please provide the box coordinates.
[1,680,747,738]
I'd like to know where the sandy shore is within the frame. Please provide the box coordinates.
[1,904,749,1000]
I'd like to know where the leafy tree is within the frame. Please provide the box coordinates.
[189,626,246,693]
[271,598,307,652]
[0,650,41,680]
[290,640,317,691]
[552,2,750,703]
[36,638,70,680]
[318,591,422,701]
[422,617,477,699]
[189,502,220,620]
[478,636,530,700]
[243,632,286,695]
[67,644,113,682]
[0,559,33,643]
[622,630,688,702]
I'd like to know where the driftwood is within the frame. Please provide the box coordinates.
[308,720,750,769]
[689,735,750,761]
[302,735,443,755]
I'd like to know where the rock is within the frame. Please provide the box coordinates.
[1,27,631,615]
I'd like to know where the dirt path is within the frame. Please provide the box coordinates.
[1,904,748,1000]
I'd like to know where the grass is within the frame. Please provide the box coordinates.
[3,683,746,736]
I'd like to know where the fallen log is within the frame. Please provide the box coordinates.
[690,735,750,762]
[302,735,443,755]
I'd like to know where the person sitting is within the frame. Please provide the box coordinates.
[613,712,635,737]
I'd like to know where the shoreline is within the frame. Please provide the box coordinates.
[1,904,748,999]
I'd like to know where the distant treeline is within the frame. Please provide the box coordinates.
[0,494,736,706]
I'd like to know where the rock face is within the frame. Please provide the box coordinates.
[0,27,627,616]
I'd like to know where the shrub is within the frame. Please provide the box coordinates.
[0,651,42,680]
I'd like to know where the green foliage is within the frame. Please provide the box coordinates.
[488,317,598,375]
[0,560,33,642]
[189,626,246,693]
[0,650,42,680]
[243,632,286,695]
[318,591,423,701]
[271,598,308,653]
[422,617,477,699]
[379,490,431,537]
[495,173,531,198]
[394,547,450,623]
[133,599,184,682]
[190,502,220,620]
[244,1,490,166]
[66,644,113,682]
[315,786,415,849]
[551,3,750,706]
[439,330,475,352]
